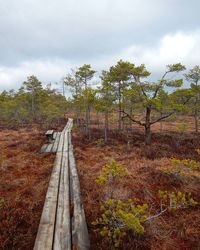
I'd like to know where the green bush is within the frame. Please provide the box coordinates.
[158,190,198,211]
[93,160,198,248]
[93,199,148,248]
[96,159,129,186]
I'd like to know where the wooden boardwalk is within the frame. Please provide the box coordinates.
[34,119,90,250]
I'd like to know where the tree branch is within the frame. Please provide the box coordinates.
[152,71,169,99]
[146,208,168,221]
[119,110,145,126]
[152,84,162,99]
[161,71,169,81]
[140,85,148,98]
[150,112,174,125]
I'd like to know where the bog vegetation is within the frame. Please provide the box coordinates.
[1,60,200,249]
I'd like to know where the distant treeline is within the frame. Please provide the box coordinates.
[1,62,200,145]
[0,75,68,129]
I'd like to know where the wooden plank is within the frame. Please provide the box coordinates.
[50,132,58,153]
[57,131,64,152]
[68,130,90,250]
[63,122,70,132]
[52,132,61,153]
[45,142,54,153]
[53,131,71,250]
[40,143,49,153]
[34,133,64,250]
[63,130,69,152]
[67,119,74,200]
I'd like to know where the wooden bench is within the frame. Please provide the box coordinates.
[45,130,54,142]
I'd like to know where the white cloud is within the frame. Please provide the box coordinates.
[0,60,75,92]
[0,0,200,92]
[141,31,200,70]
[0,31,200,92]
[1,0,199,65]
[92,31,200,76]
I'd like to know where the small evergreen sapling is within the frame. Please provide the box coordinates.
[93,160,198,248]
[162,149,200,178]
[92,199,148,248]
[158,190,198,211]
[146,191,198,221]
[96,159,129,185]
[96,159,129,199]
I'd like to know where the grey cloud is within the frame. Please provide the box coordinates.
[1,0,199,65]
[0,0,200,91]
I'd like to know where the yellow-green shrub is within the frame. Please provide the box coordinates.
[92,199,148,248]
[158,190,198,210]
[96,159,129,185]
[161,149,200,178]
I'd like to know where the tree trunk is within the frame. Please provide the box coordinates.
[145,106,152,145]
[118,82,122,131]
[87,105,91,140]
[194,96,199,133]
[118,103,122,131]
[145,125,151,145]
[96,111,100,130]
[104,112,108,143]
[85,104,89,137]
[129,106,133,131]
[84,81,89,136]
[31,92,35,117]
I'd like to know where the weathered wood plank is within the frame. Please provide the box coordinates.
[53,131,71,250]
[57,131,64,153]
[68,129,90,250]
[52,132,61,153]
[45,142,54,153]
[34,133,64,250]
[40,143,49,153]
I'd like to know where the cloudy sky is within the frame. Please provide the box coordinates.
[0,0,199,92]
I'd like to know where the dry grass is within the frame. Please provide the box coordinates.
[0,116,199,249]
[0,127,55,250]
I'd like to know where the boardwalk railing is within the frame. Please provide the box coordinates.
[34,119,90,250]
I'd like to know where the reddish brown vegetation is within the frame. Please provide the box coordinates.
[73,128,200,249]
[0,127,55,250]
[0,117,200,249]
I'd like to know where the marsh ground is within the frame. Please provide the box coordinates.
[74,121,200,249]
[0,117,200,250]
